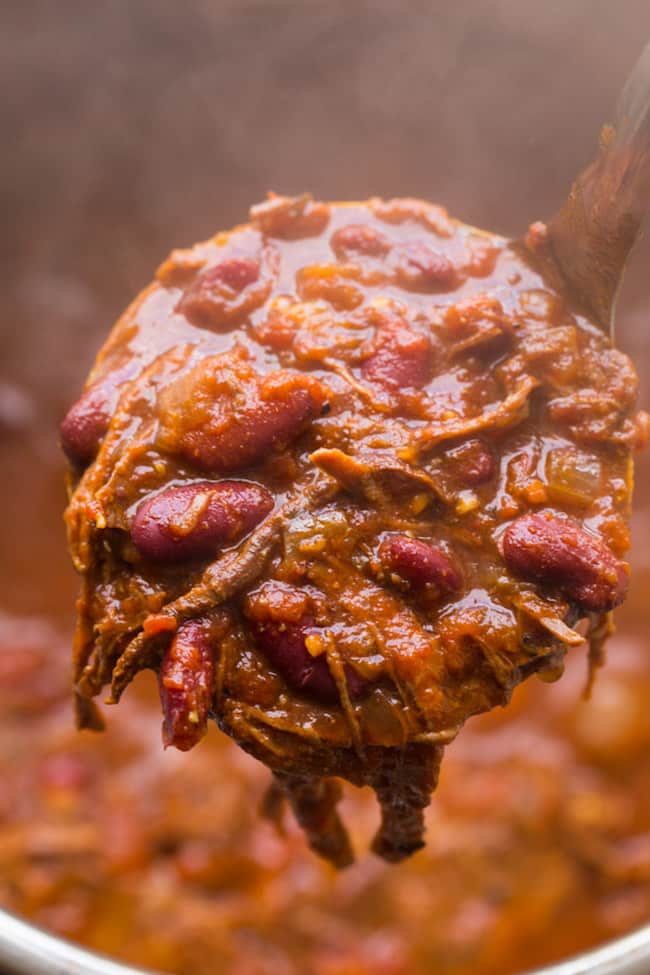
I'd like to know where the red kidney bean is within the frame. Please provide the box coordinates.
[330,224,390,260]
[159,620,215,751]
[501,512,629,612]
[393,242,459,291]
[179,372,328,473]
[60,383,113,464]
[178,257,266,330]
[362,321,432,390]
[206,257,261,291]
[378,535,462,593]
[252,614,339,702]
[132,480,274,562]
[246,583,368,704]
[60,363,138,465]
[444,439,495,486]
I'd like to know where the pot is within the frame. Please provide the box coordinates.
[2,5,649,975]
[1,910,649,975]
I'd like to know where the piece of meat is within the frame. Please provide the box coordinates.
[63,193,646,867]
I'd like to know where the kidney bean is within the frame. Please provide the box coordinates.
[378,535,462,593]
[207,257,261,291]
[132,480,274,562]
[60,383,113,464]
[362,321,432,390]
[252,614,339,702]
[178,372,328,473]
[159,620,215,751]
[246,583,368,704]
[60,362,139,465]
[330,224,390,260]
[444,439,495,486]
[178,256,269,331]
[501,512,629,612]
[392,242,459,291]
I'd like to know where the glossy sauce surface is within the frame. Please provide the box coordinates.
[5,8,650,970]
[2,608,650,975]
[62,194,646,866]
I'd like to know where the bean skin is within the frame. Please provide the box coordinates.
[210,257,260,290]
[444,439,495,486]
[181,372,327,473]
[378,535,462,593]
[246,583,368,704]
[178,257,264,330]
[60,383,113,464]
[362,321,432,390]
[157,355,329,474]
[393,242,459,291]
[159,620,215,751]
[330,224,390,260]
[252,614,337,702]
[251,615,368,704]
[501,512,629,612]
[132,480,274,562]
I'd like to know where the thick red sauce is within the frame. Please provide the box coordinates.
[1,606,650,974]
[1,192,650,973]
[61,194,644,868]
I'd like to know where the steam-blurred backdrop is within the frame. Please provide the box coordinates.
[2,0,650,624]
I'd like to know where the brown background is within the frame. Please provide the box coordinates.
[2,0,650,628]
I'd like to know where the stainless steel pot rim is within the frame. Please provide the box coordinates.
[0,908,649,975]
[529,922,650,975]
[0,910,153,975]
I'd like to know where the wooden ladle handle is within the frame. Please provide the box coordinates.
[549,42,650,334]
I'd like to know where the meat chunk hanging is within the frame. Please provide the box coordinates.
[62,192,647,866]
